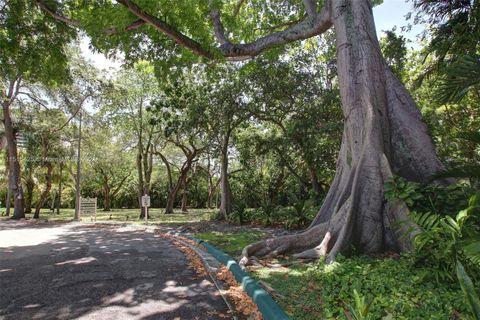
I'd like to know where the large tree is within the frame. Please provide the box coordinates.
[35,0,444,262]
[1,0,73,219]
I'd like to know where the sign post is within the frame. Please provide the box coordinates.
[141,194,151,223]
[80,197,97,222]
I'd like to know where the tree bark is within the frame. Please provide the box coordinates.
[219,132,233,220]
[104,193,112,211]
[74,111,82,221]
[34,162,52,219]
[24,168,34,214]
[2,100,25,219]
[57,162,63,214]
[309,167,323,195]
[181,183,188,213]
[241,0,442,264]
[3,156,10,216]
[5,184,11,217]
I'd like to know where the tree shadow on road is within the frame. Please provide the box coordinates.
[0,223,230,320]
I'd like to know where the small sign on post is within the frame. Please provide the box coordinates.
[80,197,97,222]
[141,194,150,222]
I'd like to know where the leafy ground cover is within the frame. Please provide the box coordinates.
[194,230,472,320]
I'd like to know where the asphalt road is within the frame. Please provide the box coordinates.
[0,222,230,320]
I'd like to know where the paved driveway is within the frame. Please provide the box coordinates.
[0,222,230,320]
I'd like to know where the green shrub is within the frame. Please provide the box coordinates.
[411,193,480,282]
[255,255,470,319]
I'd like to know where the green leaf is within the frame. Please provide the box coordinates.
[456,261,480,319]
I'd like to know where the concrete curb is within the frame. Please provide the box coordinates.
[175,233,290,320]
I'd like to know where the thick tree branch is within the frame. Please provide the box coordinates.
[303,0,317,16]
[117,0,214,59]
[211,0,332,60]
[37,0,332,61]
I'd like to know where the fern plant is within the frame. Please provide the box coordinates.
[412,193,480,282]
[438,54,480,104]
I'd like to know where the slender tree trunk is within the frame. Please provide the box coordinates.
[74,111,82,221]
[2,101,25,219]
[34,162,53,219]
[165,180,182,214]
[57,163,63,214]
[5,185,11,217]
[165,148,198,214]
[219,132,233,219]
[309,167,323,195]
[137,150,146,218]
[181,184,188,213]
[206,155,214,209]
[24,172,34,214]
[241,0,443,264]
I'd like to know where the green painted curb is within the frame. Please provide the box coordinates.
[174,233,289,320]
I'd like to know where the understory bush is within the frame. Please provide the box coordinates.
[255,255,471,320]
[228,198,319,229]
[384,176,480,282]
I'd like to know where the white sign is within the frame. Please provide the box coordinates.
[80,197,97,221]
[141,195,151,208]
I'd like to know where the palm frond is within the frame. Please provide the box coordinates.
[438,54,480,103]
[432,165,480,180]
[456,131,480,144]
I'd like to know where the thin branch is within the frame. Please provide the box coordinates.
[34,0,81,27]
[112,174,130,197]
[117,0,214,59]
[52,93,91,133]
[35,0,146,35]
[105,19,147,35]
[254,15,306,32]
[233,0,246,17]
[18,91,51,110]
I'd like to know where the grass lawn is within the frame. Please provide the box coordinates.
[0,207,216,225]
[193,230,472,320]
[196,230,268,257]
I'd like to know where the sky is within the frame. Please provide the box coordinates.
[81,0,423,71]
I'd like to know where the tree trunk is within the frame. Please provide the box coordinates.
[2,102,25,219]
[181,184,188,213]
[104,193,112,211]
[34,162,53,219]
[24,172,34,214]
[206,155,214,209]
[137,150,146,218]
[165,181,181,214]
[57,163,63,215]
[3,158,10,216]
[219,133,233,219]
[241,0,443,264]
[5,186,11,217]
[309,167,323,195]
[74,111,82,221]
